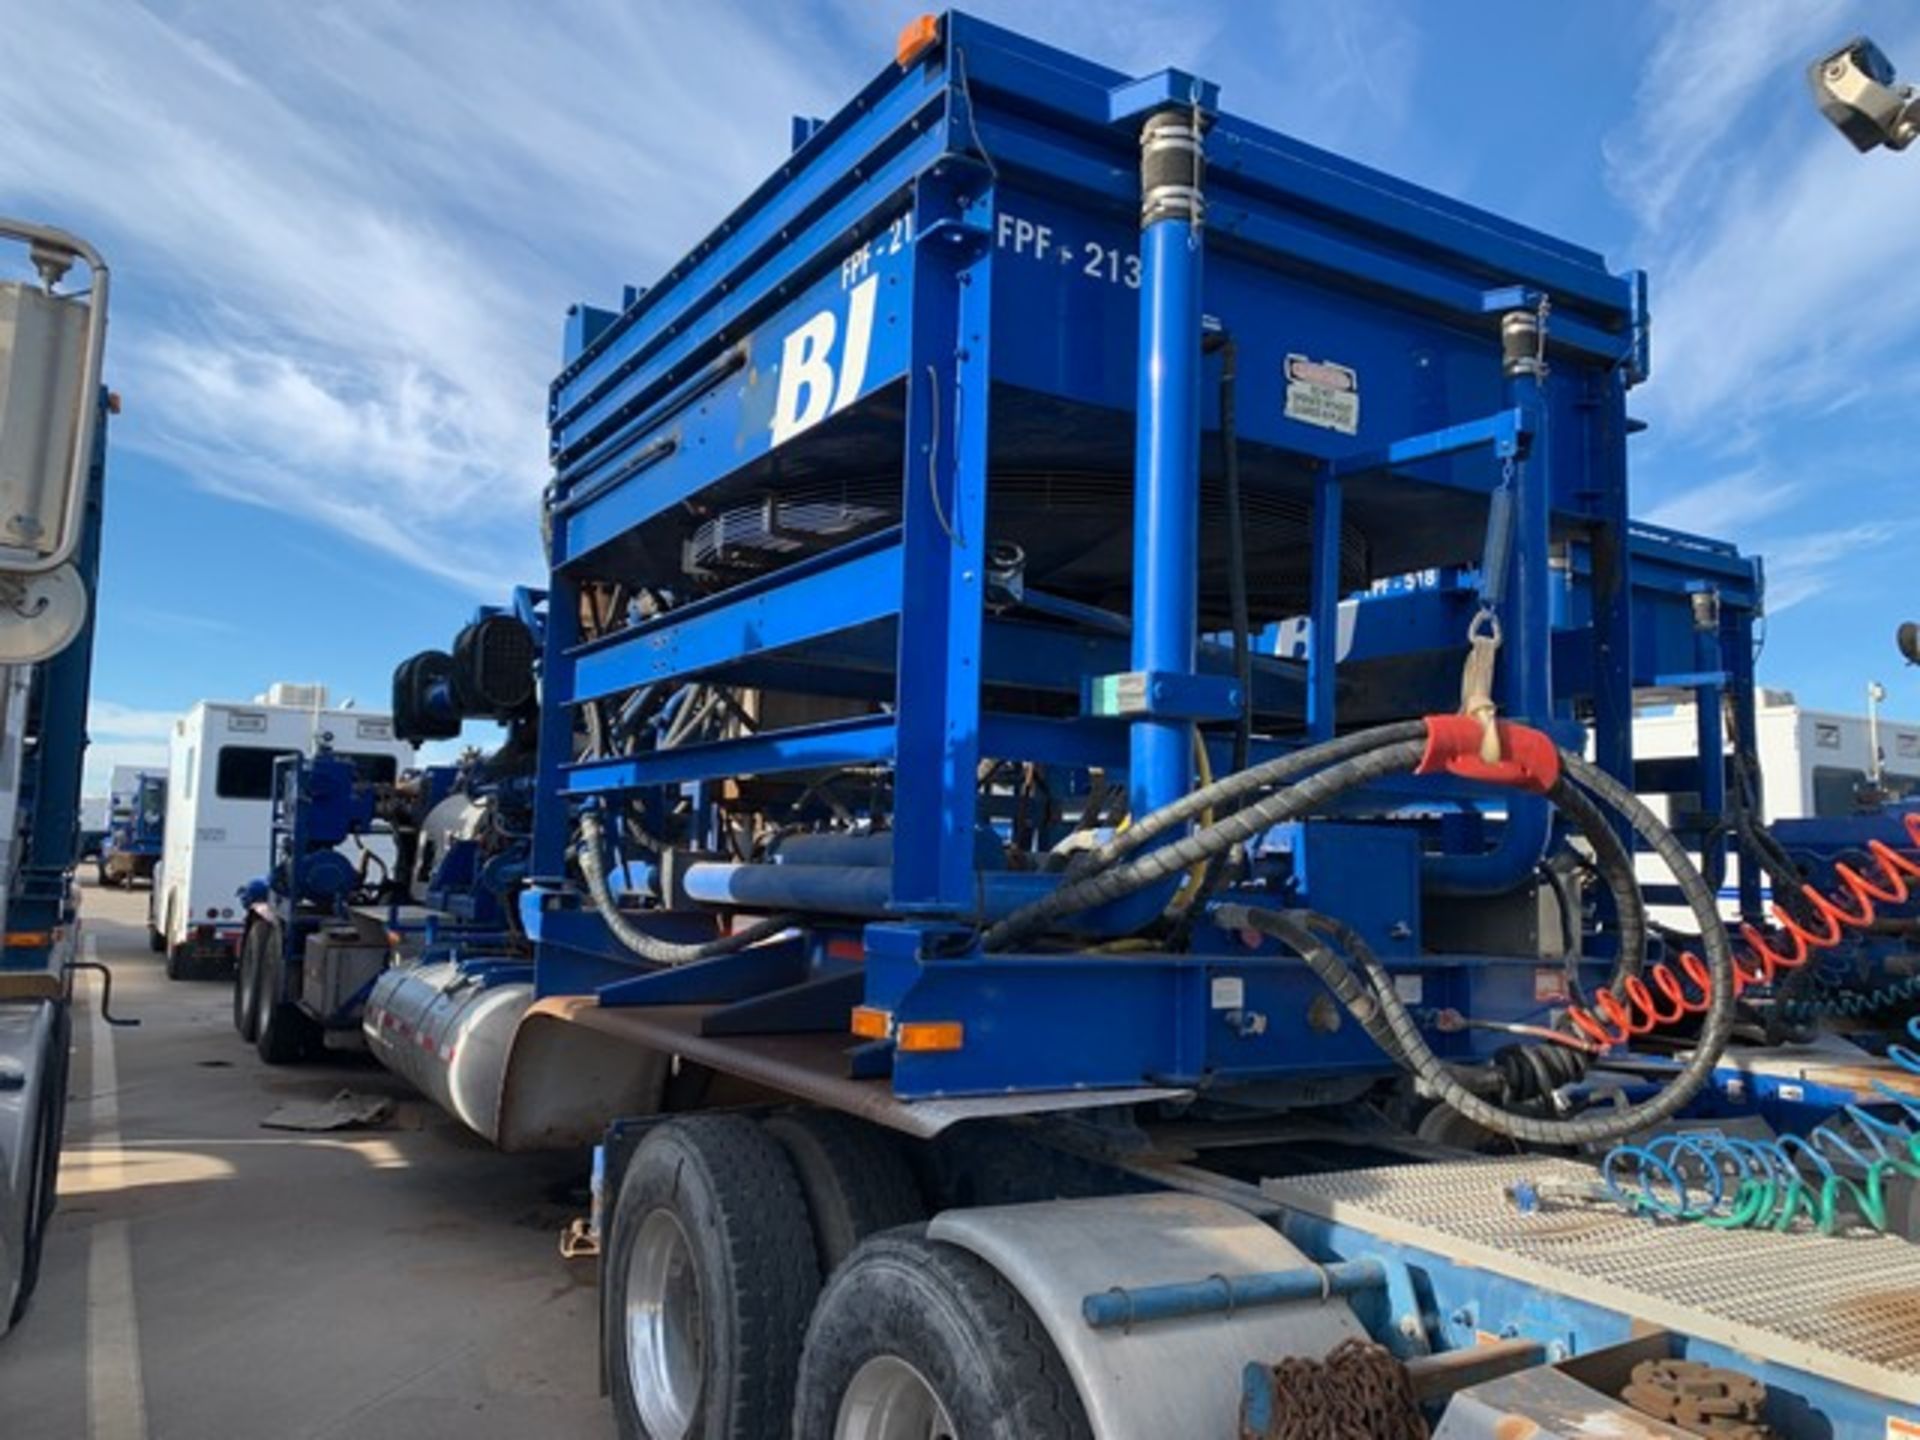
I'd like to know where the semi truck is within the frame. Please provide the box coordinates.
[98,764,164,887]
[339,16,1919,1436]
[150,688,412,977]
[0,218,113,1335]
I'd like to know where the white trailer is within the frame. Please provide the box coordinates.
[151,685,414,977]
[1634,688,1920,918]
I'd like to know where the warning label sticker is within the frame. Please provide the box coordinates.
[1284,353,1360,435]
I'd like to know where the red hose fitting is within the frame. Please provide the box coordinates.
[1416,714,1560,796]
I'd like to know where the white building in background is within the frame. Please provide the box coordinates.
[1633,689,1919,919]
[1635,688,1920,825]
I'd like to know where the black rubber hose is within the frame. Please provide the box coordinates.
[576,811,798,965]
[1221,751,1734,1146]
[989,721,1428,948]
[1550,776,1646,985]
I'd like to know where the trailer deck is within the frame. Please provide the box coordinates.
[1269,1155,1920,1419]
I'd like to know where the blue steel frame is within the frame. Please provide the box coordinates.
[526,13,1764,1101]
[3,393,108,973]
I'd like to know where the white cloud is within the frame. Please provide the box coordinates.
[0,2,858,591]
[1605,0,1847,233]
[1642,469,1799,535]
[1760,522,1899,612]
[83,700,180,794]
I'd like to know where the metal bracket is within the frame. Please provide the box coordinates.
[1084,670,1243,722]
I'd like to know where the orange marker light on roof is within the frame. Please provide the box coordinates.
[850,1005,891,1039]
[896,14,940,69]
[896,1020,964,1053]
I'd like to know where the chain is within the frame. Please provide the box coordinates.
[1243,1338,1428,1440]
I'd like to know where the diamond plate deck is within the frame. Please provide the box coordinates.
[1264,1156,1920,1406]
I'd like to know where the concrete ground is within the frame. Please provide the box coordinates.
[0,879,613,1440]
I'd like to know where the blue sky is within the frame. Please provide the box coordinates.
[4,1,1916,790]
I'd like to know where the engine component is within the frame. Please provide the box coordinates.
[450,612,536,716]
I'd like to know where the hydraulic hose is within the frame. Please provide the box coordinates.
[985,720,1427,949]
[576,810,797,965]
[1216,742,1733,1145]
[1548,776,1647,986]
[994,715,1737,1144]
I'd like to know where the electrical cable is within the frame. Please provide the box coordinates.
[575,810,798,966]
[1563,812,1920,1048]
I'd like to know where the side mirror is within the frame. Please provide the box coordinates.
[0,221,108,664]
[0,221,109,574]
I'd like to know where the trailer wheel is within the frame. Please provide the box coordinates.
[234,920,265,1043]
[793,1229,1091,1440]
[764,1110,925,1274]
[8,1004,71,1328]
[607,1115,819,1440]
[255,927,317,1065]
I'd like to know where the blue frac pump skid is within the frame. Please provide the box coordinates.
[351,16,1919,1437]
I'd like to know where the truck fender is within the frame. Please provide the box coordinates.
[494,996,669,1153]
[926,1192,1369,1440]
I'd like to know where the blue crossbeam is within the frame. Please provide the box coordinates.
[561,714,895,794]
[1329,407,1529,484]
[569,530,903,702]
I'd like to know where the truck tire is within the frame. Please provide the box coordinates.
[255,931,317,1065]
[607,1115,820,1440]
[792,1229,1092,1440]
[763,1110,925,1275]
[234,920,265,1043]
[163,942,191,982]
[9,1005,71,1328]
[146,924,164,955]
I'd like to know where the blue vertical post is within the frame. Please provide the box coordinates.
[1589,369,1634,784]
[530,568,579,893]
[1127,105,1206,823]
[1425,309,1554,895]
[1501,308,1551,729]
[1307,470,1343,740]
[890,158,994,913]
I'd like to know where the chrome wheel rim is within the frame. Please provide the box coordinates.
[835,1355,957,1440]
[625,1208,705,1438]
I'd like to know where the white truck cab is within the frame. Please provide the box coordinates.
[151,684,414,976]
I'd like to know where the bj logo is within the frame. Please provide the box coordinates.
[770,274,878,445]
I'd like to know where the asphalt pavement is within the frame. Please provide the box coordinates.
[0,879,612,1440]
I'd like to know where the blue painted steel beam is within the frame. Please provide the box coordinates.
[970,119,1633,367]
[568,530,904,701]
[1307,471,1343,741]
[948,14,1628,314]
[1081,1258,1386,1330]
[561,714,895,795]
[1328,408,1528,482]
[889,167,996,913]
